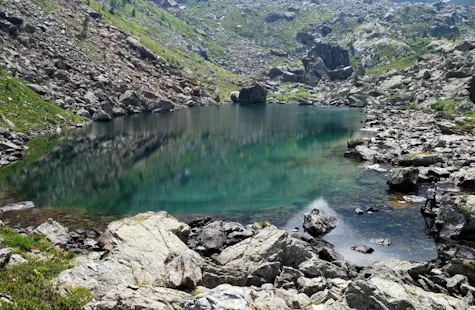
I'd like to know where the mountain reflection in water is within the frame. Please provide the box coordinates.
[0,104,436,264]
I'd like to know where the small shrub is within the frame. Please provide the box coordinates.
[258,221,271,228]
[430,100,458,114]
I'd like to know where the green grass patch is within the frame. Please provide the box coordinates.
[365,57,417,76]
[403,152,432,159]
[430,100,459,114]
[88,0,241,101]
[271,91,312,102]
[402,103,417,110]
[454,118,475,132]
[258,221,271,228]
[464,112,475,117]
[0,226,91,309]
[404,37,432,56]
[0,70,85,133]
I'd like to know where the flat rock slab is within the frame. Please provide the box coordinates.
[0,201,35,213]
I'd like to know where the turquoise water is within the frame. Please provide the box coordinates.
[0,104,437,264]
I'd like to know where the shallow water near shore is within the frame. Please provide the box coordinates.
[0,104,437,264]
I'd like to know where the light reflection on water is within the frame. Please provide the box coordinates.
[0,104,436,264]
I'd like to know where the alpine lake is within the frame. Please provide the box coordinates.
[0,104,437,265]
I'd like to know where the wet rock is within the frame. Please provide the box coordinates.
[355,208,364,215]
[350,244,374,254]
[91,109,112,122]
[387,167,419,192]
[237,84,267,103]
[34,219,70,248]
[0,201,34,213]
[344,145,378,161]
[302,208,337,237]
[347,138,364,148]
[453,168,475,189]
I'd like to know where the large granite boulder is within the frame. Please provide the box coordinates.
[387,167,419,192]
[303,42,350,71]
[436,195,475,240]
[237,84,267,103]
[452,168,475,189]
[303,208,337,237]
[56,212,191,298]
[216,226,317,285]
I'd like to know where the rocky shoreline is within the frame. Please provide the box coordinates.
[0,208,474,309]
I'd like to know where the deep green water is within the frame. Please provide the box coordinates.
[0,104,436,264]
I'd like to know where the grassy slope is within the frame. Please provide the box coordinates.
[0,225,92,309]
[0,70,85,133]
[89,0,242,99]
[180,1,331,52]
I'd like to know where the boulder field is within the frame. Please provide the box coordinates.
[0,211,468,309]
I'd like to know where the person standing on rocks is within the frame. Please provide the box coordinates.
[424,183,436,211]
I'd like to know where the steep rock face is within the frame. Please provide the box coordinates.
[305,42,350,71]
[436,195,475,240]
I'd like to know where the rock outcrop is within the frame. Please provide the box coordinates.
[387,167,419,192]
[236,84,268,103]
[302,208,338,237]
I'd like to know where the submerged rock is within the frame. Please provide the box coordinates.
[302,208,338,237]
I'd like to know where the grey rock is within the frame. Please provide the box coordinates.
[0,201,34,213]
[303,208,337,237]
[387,167,419,192]
[91,109,112,122]
[34,219,69,248]
[297,276,327,296]
[0,248,12,268]
[238,84,267,103]
[350,244,374,254]
[435,195,475,240]
[344,145,378,161]
[304,42,350,71]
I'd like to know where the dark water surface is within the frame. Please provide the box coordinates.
[0,104,436,264]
